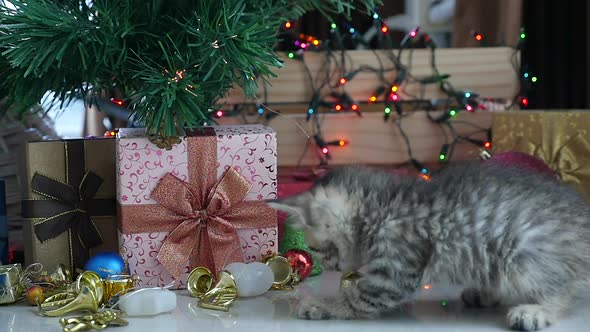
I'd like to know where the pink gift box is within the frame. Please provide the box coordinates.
[117,125,278,288]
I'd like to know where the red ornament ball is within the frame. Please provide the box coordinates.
[487,151,556,179]
[284,249,314,281]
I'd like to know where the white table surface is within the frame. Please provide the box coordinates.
[1,272,588,332]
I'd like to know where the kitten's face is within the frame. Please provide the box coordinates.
[270,183,360,271]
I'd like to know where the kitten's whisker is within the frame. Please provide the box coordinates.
[255,100,311,139]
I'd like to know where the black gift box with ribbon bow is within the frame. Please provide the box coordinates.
[21,139,118,274]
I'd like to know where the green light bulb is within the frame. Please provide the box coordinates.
[384,107,391,114]
[449,110,457,116]
[439,154,446,160]
[288,52,294,59]
[531,76,538,83]
[331,23,337,29]
[520,33,526,39]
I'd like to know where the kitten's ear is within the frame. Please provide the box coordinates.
[267,192,312,229]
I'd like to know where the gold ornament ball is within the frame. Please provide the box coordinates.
[26,286,45,306]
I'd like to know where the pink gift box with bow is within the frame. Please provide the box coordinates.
[116,125,278,288]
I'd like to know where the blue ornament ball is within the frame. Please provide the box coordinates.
[84,252,127,279]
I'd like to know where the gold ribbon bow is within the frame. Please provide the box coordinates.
[494,112,590,199]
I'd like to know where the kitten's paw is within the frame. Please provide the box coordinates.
[507,305,555,331]
[297,298,333,320]
[461,288,499,308]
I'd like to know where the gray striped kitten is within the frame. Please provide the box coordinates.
[270,162,590,331]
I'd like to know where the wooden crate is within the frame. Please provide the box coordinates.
[224,47,519,104]
[219,47,516,167]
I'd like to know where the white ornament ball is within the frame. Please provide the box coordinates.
[118,288,177,316]
[225,262,274,297]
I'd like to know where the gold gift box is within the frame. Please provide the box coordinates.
[493,111,590,200]
[21,139,118,273]
[0,264,23,304]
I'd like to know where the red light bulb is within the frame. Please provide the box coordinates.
[390,93,399,101]
[522,98,529,107]
[339,78,347,85]
[484,141,492,149]
[351,104,359,111]
[335,104,342,111]
[322,147,329,154]
[466,104,473,112]
[381,25,389,33]
[474,33,483,41]
[216,110,223,117]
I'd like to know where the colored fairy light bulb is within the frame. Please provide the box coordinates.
[285,22,292,29]
[313,40,320,46]
[410,30,417,37]
[216,110,223,117]
[110,98,124,106]
[390,93,399,101]
[339,77,347,85]
[335,104,342,111]
[321,147,329,154]
[484,141,492,149]
[373,13,379,19]
[349,27,355,34]
[369,95,377,102]
[449,109,457,116]
[465,92,471,98]
[521,98,529,106]
[331,23,337,29]
[391,85,398,92]
[288,52,294,59]
[474,33,483,41]
[520,32,526,39]
[523,72,529,78]
[257,107,264,115]
[381,25,389,33]
[466,104,473,112]
[384,107,391,114]
[338,140,346,146]
[531,76,538,83]
[351,104,359,111]
[308,108,314,115]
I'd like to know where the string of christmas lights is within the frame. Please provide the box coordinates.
[266,10,532,177]
[209,9,533,177]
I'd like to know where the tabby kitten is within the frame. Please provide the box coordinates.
[269,162,590,331]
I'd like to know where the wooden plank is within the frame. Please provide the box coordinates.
[223,47,519,105]
[218,111,493,167]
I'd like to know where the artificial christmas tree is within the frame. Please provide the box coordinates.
[0,0,379,144]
